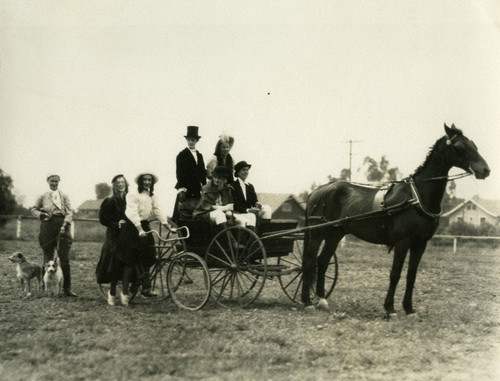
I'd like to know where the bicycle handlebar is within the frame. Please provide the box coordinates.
[144,225,190,242]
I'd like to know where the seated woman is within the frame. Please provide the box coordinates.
[193,166,235,230]
[232,161,272,230]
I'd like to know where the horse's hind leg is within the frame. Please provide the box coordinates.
[316,231,343,305]
[403,241,427,315]
[384,243,409,319]
[302,234,323,307]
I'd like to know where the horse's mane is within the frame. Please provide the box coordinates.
[412,128,462,177]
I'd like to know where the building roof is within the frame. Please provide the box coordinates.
[257,193,305,212]
[77,199,104,211]
[443,197,500,218]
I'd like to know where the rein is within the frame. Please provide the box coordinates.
[349,171,471,187]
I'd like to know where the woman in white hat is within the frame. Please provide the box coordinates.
[116,172,174,306]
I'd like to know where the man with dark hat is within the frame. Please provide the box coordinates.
[233,161,272,229]
[173,126,207,222]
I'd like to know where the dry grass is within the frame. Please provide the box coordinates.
[0,238,499,381]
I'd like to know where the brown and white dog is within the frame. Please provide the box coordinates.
[44,257,64,297]
[8,252,42,297]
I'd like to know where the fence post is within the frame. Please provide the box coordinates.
[16,216,22,239]
[453,237,457,254]
[70,222,75,239]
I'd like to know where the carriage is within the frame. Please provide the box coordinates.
[99,216,339,311]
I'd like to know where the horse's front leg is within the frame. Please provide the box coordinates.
[403,242,427,315]
[302,235,323,307]
[384,244,409,319]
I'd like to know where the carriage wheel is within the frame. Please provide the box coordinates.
[149,226,187,299]
[278,239,338,304]
[205,225,267,307]
[167,251,211,311]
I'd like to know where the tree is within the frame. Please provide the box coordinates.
[0,169,17,226]
[95,183,111,199]
[362,155,402,182]
[440,180,463,215]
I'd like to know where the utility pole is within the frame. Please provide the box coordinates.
[342,140,361,181]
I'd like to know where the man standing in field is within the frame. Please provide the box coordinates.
[31,173,77,297]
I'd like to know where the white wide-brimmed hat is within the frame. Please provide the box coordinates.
[134,172,159,184]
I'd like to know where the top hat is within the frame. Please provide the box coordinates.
[134,172,159,184]
[234,161,251,176]
[184,126,201,140]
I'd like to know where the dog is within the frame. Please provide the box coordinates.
[8,252,43,297]
[43,257,64,297]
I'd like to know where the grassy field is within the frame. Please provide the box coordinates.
[0,238,499,381]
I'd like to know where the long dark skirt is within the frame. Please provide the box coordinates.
[96,232,124,284]
[116,220,156,268]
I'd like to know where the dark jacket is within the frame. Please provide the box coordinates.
[193,181,234,219]
[175,148,207,199]
[96,196,127,283]
[232,179,259,213]
[99,196,127,242]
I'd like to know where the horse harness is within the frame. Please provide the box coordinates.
[308,177,440,229]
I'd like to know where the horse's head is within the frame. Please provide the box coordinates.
[445,124,490,179]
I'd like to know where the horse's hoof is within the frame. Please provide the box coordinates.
[304,305,316,312]
[405,312,419,320]
[383,312,398,320]
[317,298,330,311]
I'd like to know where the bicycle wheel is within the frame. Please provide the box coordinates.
[150,230,187,299]
[167,251,211,311]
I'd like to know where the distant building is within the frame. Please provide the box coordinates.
[257,193,305,222]
[75,193,306,222]
[442,196,500,227]
[76,199,104,218]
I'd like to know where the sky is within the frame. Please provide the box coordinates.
[1,0,499,216]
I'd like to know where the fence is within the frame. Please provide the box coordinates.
[0,215,105,242]
[432,234,500,253]
[1,215,500,252]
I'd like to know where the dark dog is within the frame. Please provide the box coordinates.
[8,252,42,297]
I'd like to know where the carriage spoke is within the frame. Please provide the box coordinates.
[213,272,232,301]
[213,238,234,265]
[210,268,230,288]
[206,247,232,268]
[281,271,301,291]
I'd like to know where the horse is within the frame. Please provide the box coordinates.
[302,124,490,318]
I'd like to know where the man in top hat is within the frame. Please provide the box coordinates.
[232,161,272,229]
[173,126,207,222]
